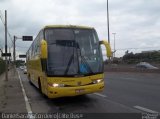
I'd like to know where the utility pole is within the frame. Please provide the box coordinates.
[13,35,32,66]
[9,47,11,62]
[0,48,3,58]
[112,33,116,58]
[5,10,8,81]
[13,36,16,64]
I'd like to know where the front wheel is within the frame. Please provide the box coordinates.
[38,79,42,93]
[38,79,48,99]
[27,74,32,84]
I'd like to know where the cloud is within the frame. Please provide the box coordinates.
[0,0,160,58]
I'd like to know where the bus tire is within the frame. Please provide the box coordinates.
[27,74,32,84]
[38,79,42,93]
[38,78,48,98]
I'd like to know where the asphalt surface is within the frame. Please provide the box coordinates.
[17,69,160,118]
[104,72,160,113]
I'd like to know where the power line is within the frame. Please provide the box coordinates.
[0,10,5,25]
[16,45,29,49]
[0,41,4,48]
[0,10,13,47]
[0,11,5,48]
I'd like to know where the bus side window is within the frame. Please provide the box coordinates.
[38,30,44,55]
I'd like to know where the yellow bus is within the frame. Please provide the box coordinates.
[26,25,111,98]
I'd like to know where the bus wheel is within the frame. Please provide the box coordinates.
[38,79,48,98]
[38,79,42,93]
[28,74,32,84]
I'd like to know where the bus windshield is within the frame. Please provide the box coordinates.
[45,28,103,76]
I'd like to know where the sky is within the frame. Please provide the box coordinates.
[0,0,160,60]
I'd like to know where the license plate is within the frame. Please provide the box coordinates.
[75,89,85,93]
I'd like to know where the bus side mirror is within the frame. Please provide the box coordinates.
[99,40,112,57]
[40,40,48,59]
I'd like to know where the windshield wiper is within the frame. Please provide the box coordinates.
[64,54,74,75]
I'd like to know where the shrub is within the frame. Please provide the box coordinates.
[0,58,5,75]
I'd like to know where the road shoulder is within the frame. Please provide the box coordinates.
[0,67,27,113]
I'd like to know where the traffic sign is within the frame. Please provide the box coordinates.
[19,55,26,58]
[2,53,11,57]
[22,36,33,41]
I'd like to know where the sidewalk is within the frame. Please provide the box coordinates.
[0,67,26,113]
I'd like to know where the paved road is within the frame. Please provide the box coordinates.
[104,72,160,113]
[17,69,160,117]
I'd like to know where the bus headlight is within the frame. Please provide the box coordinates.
[48,83,65,87]
[92,79,103,84]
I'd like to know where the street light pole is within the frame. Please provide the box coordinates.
[5,10,8,81]
[107,0,110,44]
[112,33,116,58]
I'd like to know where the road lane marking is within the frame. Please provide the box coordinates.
[18,71,34,119]
[94,93,107,98]
[122,77,136,80]
[134,106,158,113]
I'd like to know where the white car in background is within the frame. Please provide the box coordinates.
[23,67,27,74]
[20,66,24,70]
[136,62,159,69]
[19,66,27,74]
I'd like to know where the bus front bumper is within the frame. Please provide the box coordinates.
[47,82,104,98]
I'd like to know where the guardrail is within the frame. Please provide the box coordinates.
[104,65,160,73]
[105,67,160,73]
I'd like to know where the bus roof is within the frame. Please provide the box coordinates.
[44,25,94,29]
